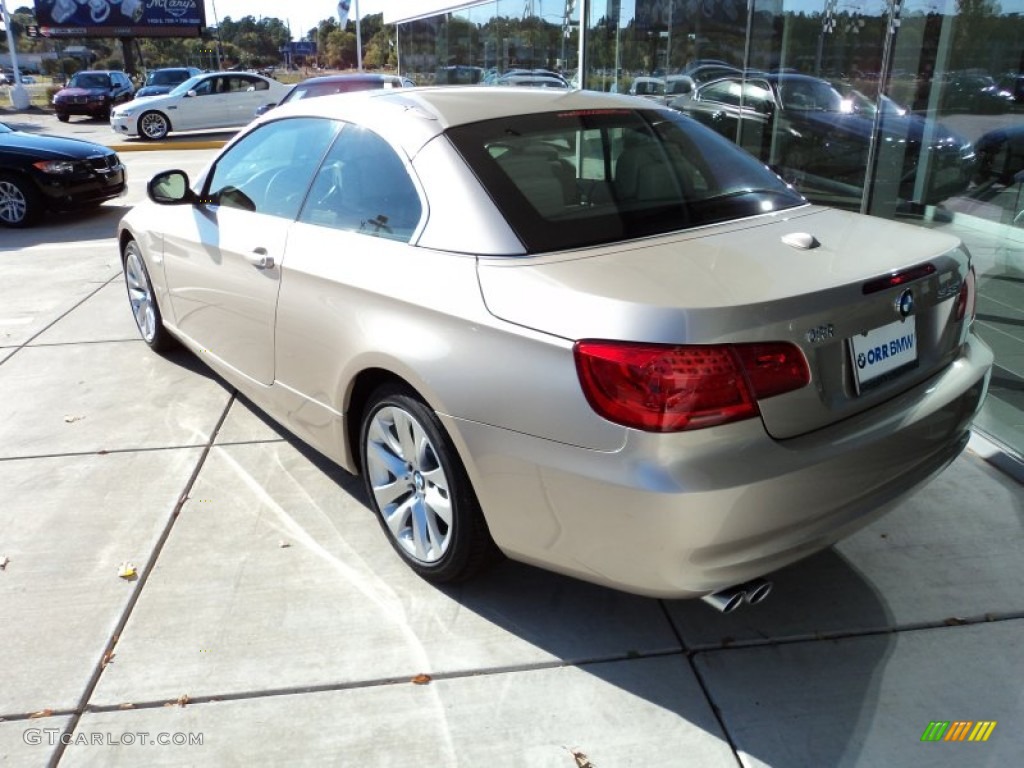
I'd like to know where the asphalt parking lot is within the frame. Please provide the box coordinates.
[1,110,1023,767]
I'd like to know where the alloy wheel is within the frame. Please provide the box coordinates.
[0,179,28,225]
[140,112,169,140]
[364,405,453,565]
[124,243,157,342]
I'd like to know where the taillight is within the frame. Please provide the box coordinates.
[955,266,976,323]
[574,340,810,432]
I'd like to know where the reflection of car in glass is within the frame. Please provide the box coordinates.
[973,124,1024,184]
[110,71,289,140]
[254,73,415,117]
[117,88,991,607]
[436,65,484,85]
[671,73,976,207]
[52,70,135,122]
[938,73,1015,114]
[628,76,666,98]
[491,69,570,88]
[0,121,126,227]
[135,67,203,98]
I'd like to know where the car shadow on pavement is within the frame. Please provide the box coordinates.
[177,371,894,768]
[2,204,131,248]
[439,547,893,767]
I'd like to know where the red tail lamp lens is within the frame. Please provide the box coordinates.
[955,267,976,323]
[574,341,810,432]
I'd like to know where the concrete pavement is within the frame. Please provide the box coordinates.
[1,145,1023,767]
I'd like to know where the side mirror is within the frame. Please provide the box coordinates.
[148,170,197,205]
[185,89,197,98]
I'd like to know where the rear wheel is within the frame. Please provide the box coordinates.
[0,173,40,227]
[123,239,174,352]
[139,111,170,141]
[359,385,499,584]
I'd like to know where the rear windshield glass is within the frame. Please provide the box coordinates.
[446,107,806,253]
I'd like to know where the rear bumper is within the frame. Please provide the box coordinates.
[447,335,993,598]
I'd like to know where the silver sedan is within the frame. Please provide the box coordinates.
[118,87,992,609]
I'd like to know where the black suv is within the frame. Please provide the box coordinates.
[53,70,135,122]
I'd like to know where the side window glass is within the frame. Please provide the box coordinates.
[193,77,215,96]
[701,79,742,107]
[299,125,423,242]
[204,117,340,220]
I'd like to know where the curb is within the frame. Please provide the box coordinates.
[109,140,228,152]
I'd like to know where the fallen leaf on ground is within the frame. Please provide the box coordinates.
[118,703,135,710]
[0,555,8,570]
[569,748,594,768]
[29,709,54,719]
[278,540,291,548]
[175,694,190,707]
[410,673,432,685]
[943,617,968,626]
[117,562,137,580]
[63,415,85,423]
[101,651,116,667]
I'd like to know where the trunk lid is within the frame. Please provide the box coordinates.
[477,206,972,439]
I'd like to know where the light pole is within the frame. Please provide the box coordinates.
[1,0,29,108]
[210,0,223,69]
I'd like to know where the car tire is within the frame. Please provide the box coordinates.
[122,239,174,352]
[138,111,171,141]
[0,173,41,227]
[57,113,69,123]
[359,384,500,584]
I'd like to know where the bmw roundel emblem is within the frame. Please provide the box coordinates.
[896,289,914,319]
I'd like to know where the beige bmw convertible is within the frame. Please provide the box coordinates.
[119,87,992,611]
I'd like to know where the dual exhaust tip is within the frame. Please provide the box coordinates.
[700,578,772,613]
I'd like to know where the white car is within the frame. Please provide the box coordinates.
[111,71,290,140]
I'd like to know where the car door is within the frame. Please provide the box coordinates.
[159,117,340,385]
[171,75,230,130]
[274,123,426,410]
[225,75,270,126]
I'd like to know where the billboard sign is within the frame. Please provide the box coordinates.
[33,0,206,38]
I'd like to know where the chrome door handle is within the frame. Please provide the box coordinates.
[245,247,275,269]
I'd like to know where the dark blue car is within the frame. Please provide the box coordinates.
[670,73,976,208]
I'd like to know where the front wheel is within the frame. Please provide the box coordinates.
[0,173,40,227]
[359,385,499,584]
[123,239,174,352]
[138,111,170,141]
[56,113,70,123]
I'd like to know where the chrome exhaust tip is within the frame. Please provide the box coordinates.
[742,578,772,605]
[700,586,747,613]
[700,578,773,613]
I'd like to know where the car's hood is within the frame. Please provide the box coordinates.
[57,87,108,98]
[116,92,177,111]
[0,131,115,160]
[136,85,173,97]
